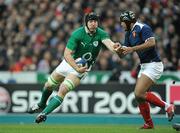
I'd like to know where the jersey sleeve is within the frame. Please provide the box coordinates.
[66,32,78,51]
[141,26,153,42]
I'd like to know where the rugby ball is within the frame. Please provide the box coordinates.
[75,58,87,67]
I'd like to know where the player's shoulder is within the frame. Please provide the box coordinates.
[72,26,84,34]
[133,21,152,32]
[70,27,85,39]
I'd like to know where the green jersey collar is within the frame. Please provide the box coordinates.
[85,26,97,36]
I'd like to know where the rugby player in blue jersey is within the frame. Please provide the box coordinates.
[114,11,175,129]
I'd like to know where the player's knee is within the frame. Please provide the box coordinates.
[45,76,59,89]
[57,79,75,97]
[64,79,75,90]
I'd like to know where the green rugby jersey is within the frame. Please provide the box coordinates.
[66,26,109,67]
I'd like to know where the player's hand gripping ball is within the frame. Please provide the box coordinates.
[113,44,126,56]
[75,57,87,67]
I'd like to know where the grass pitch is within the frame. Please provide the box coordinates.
[0,124,176,133]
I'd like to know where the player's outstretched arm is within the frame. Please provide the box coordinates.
[102,38,118,52]
[102,38,125,58]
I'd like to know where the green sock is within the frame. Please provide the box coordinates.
[42,95,63,115]
[38,88,53,108]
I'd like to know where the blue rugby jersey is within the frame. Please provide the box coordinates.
[123,22,161,63]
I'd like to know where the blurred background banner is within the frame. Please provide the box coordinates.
[1,83,179,115]
[0,71,180,84]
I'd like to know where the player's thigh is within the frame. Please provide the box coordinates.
[51,70,65,83]
[135,73,154,97]
[45,70,65,89]
[47,59,69,85]
[136,62,163,97]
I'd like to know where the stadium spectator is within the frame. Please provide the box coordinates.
[0,0,179,73]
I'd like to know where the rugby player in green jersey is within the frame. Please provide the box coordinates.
[28,12,120,123]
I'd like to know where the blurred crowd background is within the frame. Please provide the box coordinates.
[0,0,179,74]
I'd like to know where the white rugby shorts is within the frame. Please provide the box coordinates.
[138,62,164,82]
[55,59,87,79]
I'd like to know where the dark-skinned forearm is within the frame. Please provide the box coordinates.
[132,38,155,52]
